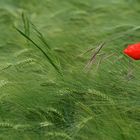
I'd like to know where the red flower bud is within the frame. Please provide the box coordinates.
[124,42,140,60]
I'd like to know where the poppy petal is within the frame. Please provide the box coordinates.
[124,42,140,60]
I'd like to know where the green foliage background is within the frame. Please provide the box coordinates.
[0,0,140,139]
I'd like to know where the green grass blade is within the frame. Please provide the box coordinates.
[15,27,62,75]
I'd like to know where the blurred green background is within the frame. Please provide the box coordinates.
[0,0,140,140]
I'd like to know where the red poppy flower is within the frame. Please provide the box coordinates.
[124,42,140,60]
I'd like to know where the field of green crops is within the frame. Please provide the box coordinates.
[0,0,140,140]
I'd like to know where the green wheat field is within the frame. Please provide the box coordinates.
[0,0,140,140]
